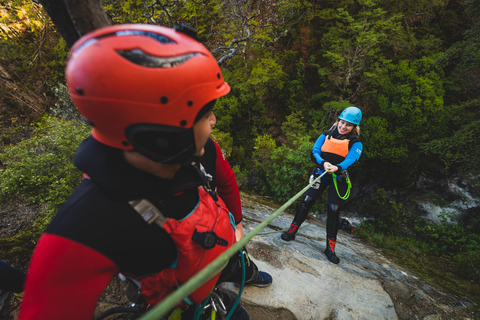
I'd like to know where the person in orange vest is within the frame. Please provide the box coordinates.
[281,107,363,264]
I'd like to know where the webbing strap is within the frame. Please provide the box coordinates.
[129,198,167,227]
[137,170,328,320]
[332,172,351,200]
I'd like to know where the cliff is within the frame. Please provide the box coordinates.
[221,194,476,320]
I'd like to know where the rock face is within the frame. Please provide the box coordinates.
[220,195,475,320]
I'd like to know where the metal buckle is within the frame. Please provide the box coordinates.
[210,291,227,316]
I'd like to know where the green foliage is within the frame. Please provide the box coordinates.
[268,136,315,204]
[251,112,316,204]
[363,57,446,168]
[50,83,82,121]
[214,54,281,168]
[415,213,480,258]
[248,57,288,100]
[211,128,233,158]
[103,0,222,34]
[434,0,480,99]
[358,191,480,285]
[419,99,480,174]
[316,0,401,101]
[355,227,480,302]
[281,111,308,146]
[358,188,422,236]
[251,133,277,192]
[0,116,89,210]
[0,1,67,118]
[0,116,26,146]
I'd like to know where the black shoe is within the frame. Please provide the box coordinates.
[281,223,299,241]
[235,271,272,288]
[324,247,340,264]
[324,238,340,264]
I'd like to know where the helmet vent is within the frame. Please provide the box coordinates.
[114,30,175,44]
[117,50,201,68]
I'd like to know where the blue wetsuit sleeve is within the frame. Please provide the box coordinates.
[337,141,363,171]
[312,134,326,165]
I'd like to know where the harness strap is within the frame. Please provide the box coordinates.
[129,198,167,227]
[332,172,351,200]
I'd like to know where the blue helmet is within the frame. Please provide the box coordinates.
[338,106,362,125]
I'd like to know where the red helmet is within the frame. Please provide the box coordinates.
[66,24,230,163]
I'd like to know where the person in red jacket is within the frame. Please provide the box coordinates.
[201,138,245,241]
[19,24,270,320]
[201,138,272,287]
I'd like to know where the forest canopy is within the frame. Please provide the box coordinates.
[1,0,479,196]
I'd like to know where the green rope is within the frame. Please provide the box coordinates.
[332,172,351,200]
[224,249,245,320]
[137,170,328,320]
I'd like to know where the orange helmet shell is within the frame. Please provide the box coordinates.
[66,24,230,151]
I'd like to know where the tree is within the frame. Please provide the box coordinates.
[0,0,66,118]
[435,0,480,100]
[360,56,447,185]
[39,0,109,48]
[315,0,403,104]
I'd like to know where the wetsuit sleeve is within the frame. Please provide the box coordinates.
[19,234,118,320]
[213,141,243,224]
[311,134,327,165]
[337,141,363,172]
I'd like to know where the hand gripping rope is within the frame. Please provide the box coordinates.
[137,170,329,320]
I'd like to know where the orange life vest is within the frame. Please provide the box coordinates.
[132,187,235,306]
[320,136,350,158]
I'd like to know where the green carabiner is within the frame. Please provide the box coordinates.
[332,172,351,200]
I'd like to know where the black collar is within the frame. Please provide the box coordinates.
[74,136,205,201]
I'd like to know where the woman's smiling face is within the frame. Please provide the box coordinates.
[338,119,354,135]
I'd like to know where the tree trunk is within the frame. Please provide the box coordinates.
[39,0,110,48]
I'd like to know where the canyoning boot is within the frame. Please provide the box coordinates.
[235,271,273,288]
[281,196,316,242]
[281,223,299,241]
[324,238,340,264]
[340,218,354,233]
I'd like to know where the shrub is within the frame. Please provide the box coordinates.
[358,188,422,236]
[0,115,90,212]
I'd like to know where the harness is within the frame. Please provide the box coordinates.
[127,164,236,308]
[316,128,358,200]
[332,171,351,200]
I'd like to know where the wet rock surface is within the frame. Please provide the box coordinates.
[226,194,475,320]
